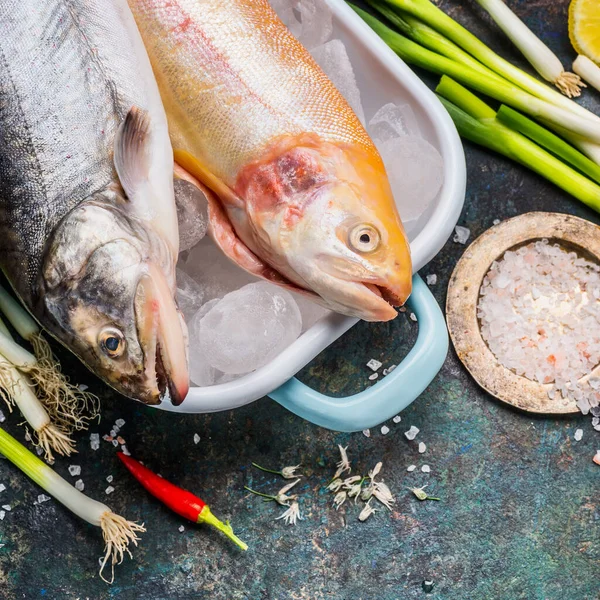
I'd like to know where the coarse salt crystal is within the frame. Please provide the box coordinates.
[36,447,43,456]
[404,426,420,440]
[426,274,437,286]
[116,436,126,445]
[78,384,88,392]
[366,359,382,372]
[369,373,379,381]
[383,365,397,376]
[68,465,81,477]
[105,486,115,495]
[112,439,118,447]
[0,511,5,521]
[115,419,126,428]
[179,525,185,533]
[0,410,5,423]
[2,505,10,511]
[90,433,100,451]
[362,429,371,438]
[0,484,5,493]
[574,428,583,441]
[193,433,201,445]
[407,465,416,472]
[106,475,113,483]
[453,226,470,244]
[493,219,501,225]
[121,445,131,456]
[75,480,84,492]
[392,415,401,423]
[110,429,117,438]
[409,312,417,322]
[421,465,431,473]
[381,425,390,435]
[418,442,427,454]
[36,494,51,504]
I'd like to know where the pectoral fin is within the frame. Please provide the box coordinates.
[114,106,152,201]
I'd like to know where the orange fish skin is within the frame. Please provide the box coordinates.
[128,0,412,320]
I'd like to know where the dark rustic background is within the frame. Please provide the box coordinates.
[0,1,598,599]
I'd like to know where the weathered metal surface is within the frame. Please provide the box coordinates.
[447,212,600,414]
[0,1,598,598]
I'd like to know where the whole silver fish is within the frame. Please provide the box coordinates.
[0,0,189,404]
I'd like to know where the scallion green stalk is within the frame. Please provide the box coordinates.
[0,426,145,583]
[352,6,600,143]
[435,79,600,211]
[474,0,583,96]
[496,105,600,185]
[374,0,599,122]
[573,55,600,94]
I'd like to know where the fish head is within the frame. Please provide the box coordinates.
[38,196,189,405]
[236,138,412,321]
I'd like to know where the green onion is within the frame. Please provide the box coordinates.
[573,55,600,94]
[352,6,600,143]
[474,0,583,97]
[0,284,98,433]
[496,105,600,185]
[0,426,145,583]
[375,0,597,122]
[435,77,600,211]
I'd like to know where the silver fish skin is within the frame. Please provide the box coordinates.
[0,0,189,404]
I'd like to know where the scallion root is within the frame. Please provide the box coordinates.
[35,422,77,462]
[99,512,146,584]
[0,362,17,411]
[555,71,585,98]
[28,332,100,432]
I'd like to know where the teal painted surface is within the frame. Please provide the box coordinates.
[0,1,599,598]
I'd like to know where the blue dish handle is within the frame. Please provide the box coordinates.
[268,274,448,432]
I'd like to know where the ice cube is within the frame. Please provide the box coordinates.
[292,292,330,331]
[376,136,444,224]
[188,298,222,386]
[176,268,205,321]
[310,40,365,124]
[198,282,302,374]
[368,103,421,143]
[295,0,333,49]
[269,0,302,38]
[174,178,209,252]
[181,237,257,303]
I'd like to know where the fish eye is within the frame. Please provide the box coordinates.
[99,328,126,358]
[349,224,381,253]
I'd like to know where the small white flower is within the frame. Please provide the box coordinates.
[368,462,382,480]
[343,475,362,487]
[276,501,303,526]
[333,491,347,510]
[281,465,302,479]
[327,478,343,493]
[333,445,351,479]
[360,485,373,501]
[275,478,300,506]
[373,481,395,511]
[410,485,429,501]
[358,500,376,522]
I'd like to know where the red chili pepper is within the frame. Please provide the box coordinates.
[117,452,247,550]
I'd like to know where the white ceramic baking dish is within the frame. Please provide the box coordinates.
[157,0,466,431]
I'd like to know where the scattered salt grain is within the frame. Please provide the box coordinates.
[179,525,185,533]
[392,415,401,424]
[36,447,43,456]
[421,465,431,473]
[106,475,113,483]
[453,226,470,244]
[121,445,131,456]
[367,359,383,372]
[0,511,5,521]
[115,419,126,429]
[405,426,420,440]
[24,431,32,443]
[89,433,100,450]
[78,384,88,392]
[381,425,390,435]
[2,505,10,511]
[193,433,201,445]
[116,436,126,445]
[383,365,397,376]
[418,442,427,454]
[36,494,51,504]
[362,429,371,438]
[68,465,81,477]
[112,439,118,447]
[407,465,416,472]
[493,219,501,225]
[0,409,5,423]
[105,486,115,495]
[369,373,379,381]
[0,484,5,493]
[574,428,583,442]
[426,274,437,286]
[110,429,117,438]
[409,312,417,322]
[75,480,84,492]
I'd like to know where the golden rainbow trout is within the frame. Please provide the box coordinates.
[128,0,413,321]
[0,0,189,404]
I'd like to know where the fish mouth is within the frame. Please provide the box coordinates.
[136,265,189,405]
[359,279,412,322]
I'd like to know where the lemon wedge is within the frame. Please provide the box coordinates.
[569,0,600,63]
